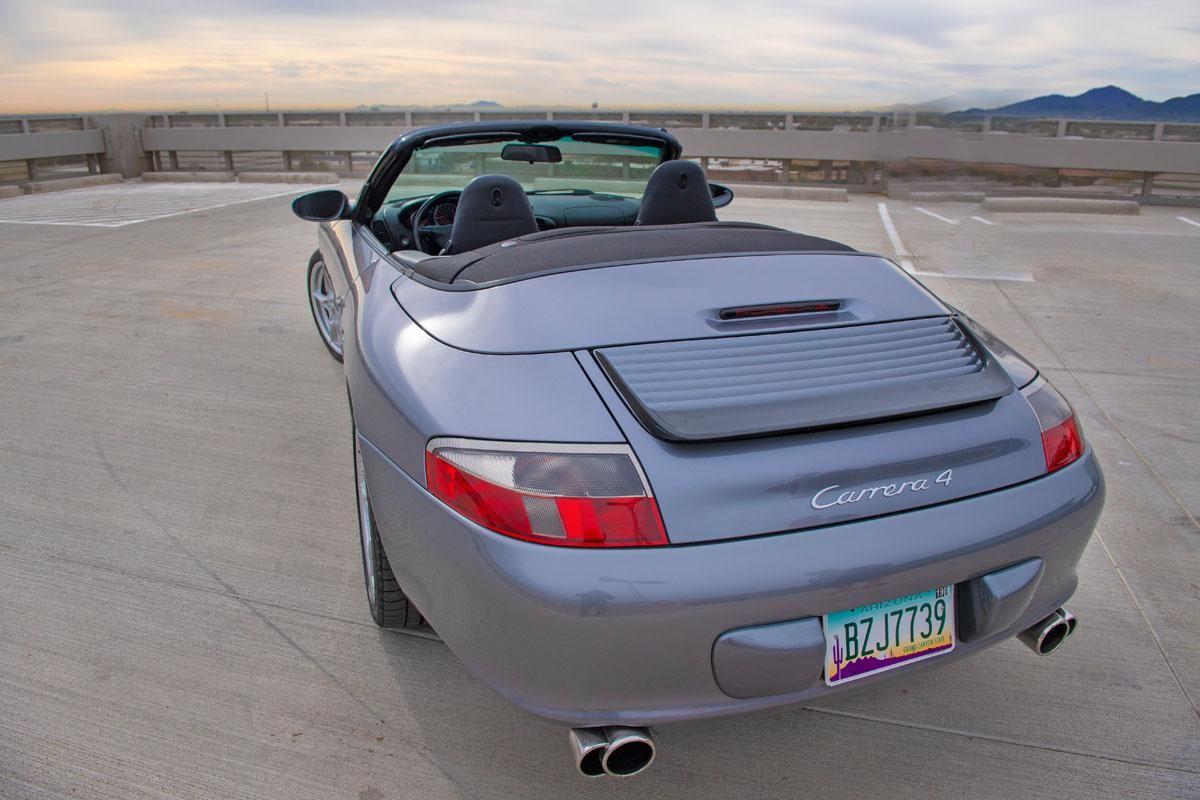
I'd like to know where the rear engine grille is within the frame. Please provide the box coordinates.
[596,317,1014,441]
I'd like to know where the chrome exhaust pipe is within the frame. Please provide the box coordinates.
[567,728,608,778]
[601,727,655,777]
[568,726,656,777]
[1018,607,1076,655]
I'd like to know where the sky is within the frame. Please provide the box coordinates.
[0,0,1196,113]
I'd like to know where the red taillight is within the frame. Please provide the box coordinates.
[1041,416,1083,472]
[424,439,668,547]
[1022,379,1085,472]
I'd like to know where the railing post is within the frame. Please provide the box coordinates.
[780,159,791,183]
[621,111,630,124]
[545,111,554,121]
[982,115,992,133]
[1141,173,1155,201]
[1153,123,1164,142]
[473,111,482,122]
[1056,119,1069,137]
[870,115,881,133]
[279,112,289,171]
[161,113,180,171]
[786,113,795,131]
[26,159,38,180]
[701,112,710,129]
[218,112,234,171]
[404,111,413,127]
[19,118,29,133]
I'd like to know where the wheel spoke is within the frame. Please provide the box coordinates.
[309,259,343,355]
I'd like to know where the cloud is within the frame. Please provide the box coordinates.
[0,0,1196,112]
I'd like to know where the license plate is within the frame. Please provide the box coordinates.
[823,586,955,686]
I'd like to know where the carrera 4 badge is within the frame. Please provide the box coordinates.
[811,469,954,511]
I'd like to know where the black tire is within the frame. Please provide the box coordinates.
[307,250,344,362]
[351,418,425,629]
[362,502,425,629]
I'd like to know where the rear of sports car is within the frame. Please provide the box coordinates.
[348,248,1104,777]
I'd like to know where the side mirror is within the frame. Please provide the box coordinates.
[710,183,734,209]
[292,189,350,222]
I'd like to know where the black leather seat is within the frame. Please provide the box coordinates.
[446,174,538,254]
[635,160,718,226]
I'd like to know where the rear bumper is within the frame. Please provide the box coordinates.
[361,438,1104,727]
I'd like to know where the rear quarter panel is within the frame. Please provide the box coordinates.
[344,261,626,479]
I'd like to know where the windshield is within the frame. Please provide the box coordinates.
[383,134,667,204]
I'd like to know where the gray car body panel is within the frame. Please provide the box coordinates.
[392,252,947,354]
[360,433,1103,726]
[343,256,625,479]
[577,350,1049,543]
[306,122,1104,728]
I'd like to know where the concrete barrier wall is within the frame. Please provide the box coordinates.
[3,111,1199,198]
[139,122,1200,177]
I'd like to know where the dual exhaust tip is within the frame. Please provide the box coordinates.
[1018,607,1077,655]
[568,726,655,778]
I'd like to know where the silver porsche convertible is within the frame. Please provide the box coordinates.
[293,120,1104,777]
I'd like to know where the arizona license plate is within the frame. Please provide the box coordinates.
[823,586,955,686]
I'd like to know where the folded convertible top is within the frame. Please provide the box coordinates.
[414,221,855,284]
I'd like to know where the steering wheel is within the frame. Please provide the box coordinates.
[410,190,462,255]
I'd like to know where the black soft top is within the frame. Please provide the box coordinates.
[411,222,856,285]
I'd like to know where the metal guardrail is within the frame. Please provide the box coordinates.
[0,116,104,180]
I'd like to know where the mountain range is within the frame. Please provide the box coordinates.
[948,86,1200,122]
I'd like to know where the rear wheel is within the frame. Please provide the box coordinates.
[307,250,344,362]
[353,427,424,629]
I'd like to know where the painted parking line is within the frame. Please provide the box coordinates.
[914,207,959,225]
[1177,216,1200,229]
[877,201,932,276]
[971,216,996,226]
[0,183,323,228]
[877,202,1032,283]
[941,268,1034,283]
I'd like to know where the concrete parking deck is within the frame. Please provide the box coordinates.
[1,182,1198,799]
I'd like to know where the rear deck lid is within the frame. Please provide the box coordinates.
[595,317,1014,441]
[578,344,1044,543]
[392,252,948,353]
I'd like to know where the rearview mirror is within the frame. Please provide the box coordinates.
[710,183,734,209]
[501,143,563,164]
[292,189,350,222]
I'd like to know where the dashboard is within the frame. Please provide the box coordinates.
[372,191,644,251]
